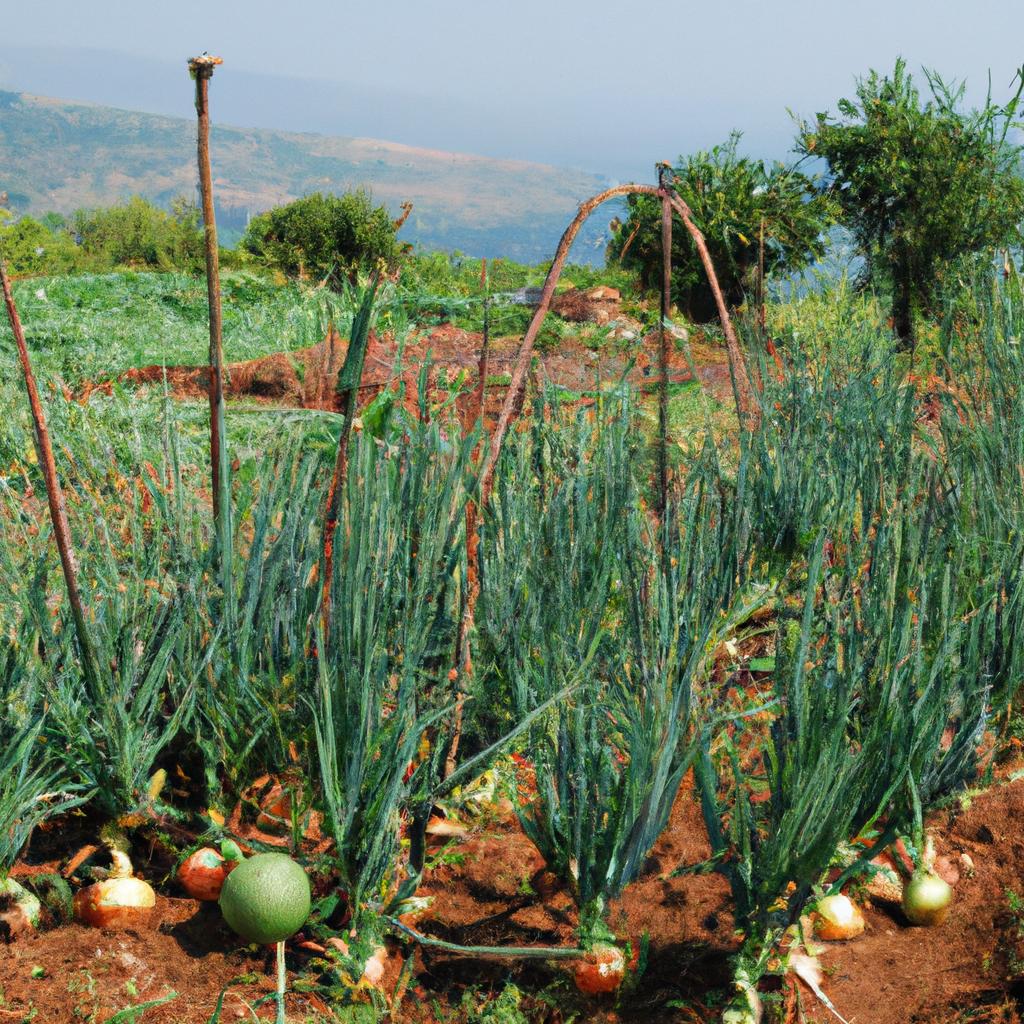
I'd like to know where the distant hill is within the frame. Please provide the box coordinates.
[0,91,616,263]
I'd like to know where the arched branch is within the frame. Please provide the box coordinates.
[479,183,658,504]
[442,180,758,776]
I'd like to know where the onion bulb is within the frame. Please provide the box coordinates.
[573,942,626,995]
[362,945,389,987]
[178,842,241,901]
[325,937,389,987]
[74,850,155,929]
[902,870,952,926]
[0,876,41,938]
[813,893,865,940]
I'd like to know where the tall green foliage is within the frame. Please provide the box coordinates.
[608,134,835,321]
[313,418,470,936]
[797,59,1024,346]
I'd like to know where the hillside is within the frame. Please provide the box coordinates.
[0,90,613,261]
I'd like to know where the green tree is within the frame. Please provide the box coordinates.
[241,191,403,288]
[797,59,1024,347]
[0,212,81,275]
[72,195,204,271]
[608,133,835,322]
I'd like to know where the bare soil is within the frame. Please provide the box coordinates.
[110,323,716,425]
[3,775,1023,1023]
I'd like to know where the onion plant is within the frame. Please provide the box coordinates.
[697,476,993,1017]
[481,392,767,949]
[0,638,80,930]
[312,417,471,959]
[194,442,326,803]
[740,315,917,565]
[14,461,208,819]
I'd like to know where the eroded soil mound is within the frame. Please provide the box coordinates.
[115,322,705,424]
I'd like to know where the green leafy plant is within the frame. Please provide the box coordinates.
[797,59,1024,346]
[242,191,404,289]
[608,133,835,321]
[312,418,470,945]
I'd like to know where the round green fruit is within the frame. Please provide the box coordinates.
[219,852,311,944]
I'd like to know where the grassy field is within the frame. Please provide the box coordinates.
[2,262,1024,1024]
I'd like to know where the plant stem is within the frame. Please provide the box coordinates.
[386,916,587,960]
[0,256,99,692]
[275,940,286,1024]
[320,277,379,643]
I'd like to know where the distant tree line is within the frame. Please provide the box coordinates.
[0,195,208,276]
[610,59,1024,347]
[2,59,1022,349]
[0,189,403,285]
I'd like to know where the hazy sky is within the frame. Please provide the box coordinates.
[2,0,1022,181]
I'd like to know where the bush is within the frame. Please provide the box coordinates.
[241,191,403,289]
[607,133,835,322]
[71,195,204,272]
[0,212,82,276]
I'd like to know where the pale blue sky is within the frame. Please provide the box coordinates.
[2,0,1021,180]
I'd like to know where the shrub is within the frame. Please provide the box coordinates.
[241,190,404,289]
[71,195,204,272]
[0,212,82,276]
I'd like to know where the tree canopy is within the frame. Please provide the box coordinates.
[240,191,404,288]
[607,134,835,322]
[797,59,1024,346]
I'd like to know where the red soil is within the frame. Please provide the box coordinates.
[111,323,712,425]
[3,776,1022,1022]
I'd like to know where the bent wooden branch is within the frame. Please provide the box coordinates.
[441,181,756,770]
[479,183,656,505]
[665,193,759,420]
[480,183,755,508]
[1,256,99,691]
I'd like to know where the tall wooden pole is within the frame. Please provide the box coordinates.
[188,55,230,539]
[657,164,673,519]
[1,256,99,691]
[189,54,234,630]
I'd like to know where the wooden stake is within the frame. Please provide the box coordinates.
[665,193,758,421]
[188,55,231,544]
[444,259,490,778]
[189,53,234,631]
[1,256,99,690]
[757,217,767,337]
[657,164,673,518]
